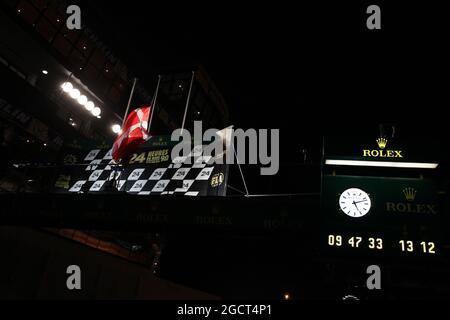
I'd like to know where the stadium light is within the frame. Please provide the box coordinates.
[77,95,88,105]
[61,82,73,93]
[60,83,103,120]
[91,107,101,117]
[112,124,121,134]
[69,88,81,99]
[85,101,95,111]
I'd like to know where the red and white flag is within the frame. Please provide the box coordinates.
[112,106,152,162]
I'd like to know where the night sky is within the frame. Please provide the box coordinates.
[79,1,449,140]
[71,1,450,198]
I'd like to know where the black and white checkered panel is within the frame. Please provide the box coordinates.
[68,146,226,197]
[68,148,118,194]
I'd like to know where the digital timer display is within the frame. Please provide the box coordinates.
[326,235,437,254]
[321,174,443,258]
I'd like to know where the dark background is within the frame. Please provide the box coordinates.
[2,1,449,301]
[78,1,449,137]
[75,0,450,196]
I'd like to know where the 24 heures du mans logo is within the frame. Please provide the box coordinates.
[363,138,403,158]
[386,187,438,215]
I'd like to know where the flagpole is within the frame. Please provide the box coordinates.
[181,71,195,135]
[234,144,250,197]
[122,77,138,127]
[147,75,162,133]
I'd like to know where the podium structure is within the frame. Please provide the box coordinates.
[59,135,229,197]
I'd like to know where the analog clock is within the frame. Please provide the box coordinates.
[339,188,371,218]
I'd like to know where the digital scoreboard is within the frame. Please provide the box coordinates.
[322,175,442,257]
[321,135,446,260]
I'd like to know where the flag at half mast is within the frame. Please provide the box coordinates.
[112,106,152,162]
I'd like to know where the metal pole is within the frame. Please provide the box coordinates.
[122,77,138,127]
[147,75,162,133]
[233,144,250,197]
[181,71,195,134]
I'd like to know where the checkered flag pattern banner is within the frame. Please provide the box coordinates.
[64,144,229,197]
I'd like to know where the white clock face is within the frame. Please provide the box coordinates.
[339,188,371,218]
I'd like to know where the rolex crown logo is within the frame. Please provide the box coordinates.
[403,187,417,202]
[376,138,388,149]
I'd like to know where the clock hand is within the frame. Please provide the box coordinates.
[352,201,362,214]
[354,200,368,204]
